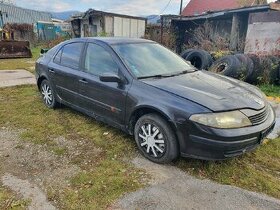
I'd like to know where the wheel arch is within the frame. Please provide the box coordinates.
[37,75,48,90]
[128,106,179,144]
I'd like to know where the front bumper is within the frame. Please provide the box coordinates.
[178,104,276,160]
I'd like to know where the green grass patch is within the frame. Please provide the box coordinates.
[0,47,41,72]
[259,84,280,98]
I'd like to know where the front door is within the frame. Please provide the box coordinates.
[78,42,129,126]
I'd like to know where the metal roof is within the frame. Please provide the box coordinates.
[0,3,52,25]
[182,0,249,16]
[72,9,147,21]
[175,4,270,21]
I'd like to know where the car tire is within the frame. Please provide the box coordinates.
[134,113,179,164]
[184,50,213,70]
[246,54,261,83]
[234,54,254,81]
[40,79,58,109]
[181,49,194,59]
[209,55,243,79]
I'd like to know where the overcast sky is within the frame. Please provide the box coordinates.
[13,0,191,15]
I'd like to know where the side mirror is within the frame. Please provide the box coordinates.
[99,73,123,83]
[40,48,49,55]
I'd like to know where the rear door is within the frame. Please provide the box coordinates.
[48,42,85,104]
[77,42,130,126]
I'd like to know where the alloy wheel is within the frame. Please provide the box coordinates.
[138,123,166,158]
[41,83,53,106]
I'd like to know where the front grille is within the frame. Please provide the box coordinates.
[248,107,269,125]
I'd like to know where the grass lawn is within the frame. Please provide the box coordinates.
[0,47,41,72]
[260,84,280,100]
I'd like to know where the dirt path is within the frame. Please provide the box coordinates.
[2,174,56,210]
[114,156,280,210]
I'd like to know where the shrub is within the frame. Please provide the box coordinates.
[249,55,280,85]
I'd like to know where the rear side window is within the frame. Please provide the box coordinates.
[54,48,62,64]
[60,43,84,69]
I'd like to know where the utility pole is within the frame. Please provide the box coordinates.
[179,0,183,15]
[0,11,3,28]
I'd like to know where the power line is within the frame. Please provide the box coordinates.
[147,0,173,20]
[160,0,173,15]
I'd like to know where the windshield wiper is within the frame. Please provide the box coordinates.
[138,70,195,80]
[138,74,171,79]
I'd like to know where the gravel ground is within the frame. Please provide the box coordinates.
[113,156,280,210]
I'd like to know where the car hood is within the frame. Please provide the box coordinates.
[142,71,266,112]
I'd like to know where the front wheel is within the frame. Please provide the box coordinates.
[134,114,179,164]
[40,79,58,109]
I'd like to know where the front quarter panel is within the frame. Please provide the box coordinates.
[126,79,211,150]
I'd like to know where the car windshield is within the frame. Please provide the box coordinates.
[113,42,195,78]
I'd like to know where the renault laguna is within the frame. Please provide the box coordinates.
[35,38,275,163]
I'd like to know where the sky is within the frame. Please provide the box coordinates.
[13,0,190,16]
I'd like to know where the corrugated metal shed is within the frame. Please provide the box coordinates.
[0,3,52,25]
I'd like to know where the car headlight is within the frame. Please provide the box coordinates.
[190,111,252,129]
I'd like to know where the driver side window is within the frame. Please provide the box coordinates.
[85,43,118,76]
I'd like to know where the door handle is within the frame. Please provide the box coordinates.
[79,78,88,84]
[48,68,55,73]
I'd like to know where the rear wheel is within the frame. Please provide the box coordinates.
[134,114,179,164]
[40,79,58,109]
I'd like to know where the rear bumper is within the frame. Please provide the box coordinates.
[178,104,276,160]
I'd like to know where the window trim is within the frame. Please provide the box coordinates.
[53,46,63,65]
[53,42,85,70]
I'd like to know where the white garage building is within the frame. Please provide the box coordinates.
[71,9,146,38]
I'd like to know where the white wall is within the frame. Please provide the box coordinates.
[112,16,146,38]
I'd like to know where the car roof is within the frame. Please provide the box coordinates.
[69,37,155,45]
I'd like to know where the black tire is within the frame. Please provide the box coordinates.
[134,114,179,164]
[234,54,254,81]
[181,49,194,59]
[209,55,243,79]
[185,50,213,70]
[40,79,58,109]
[246,55,261,83]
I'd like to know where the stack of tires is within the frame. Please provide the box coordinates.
[209,54,254,82]
[181,49,254,82]
[181,49,213,70]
